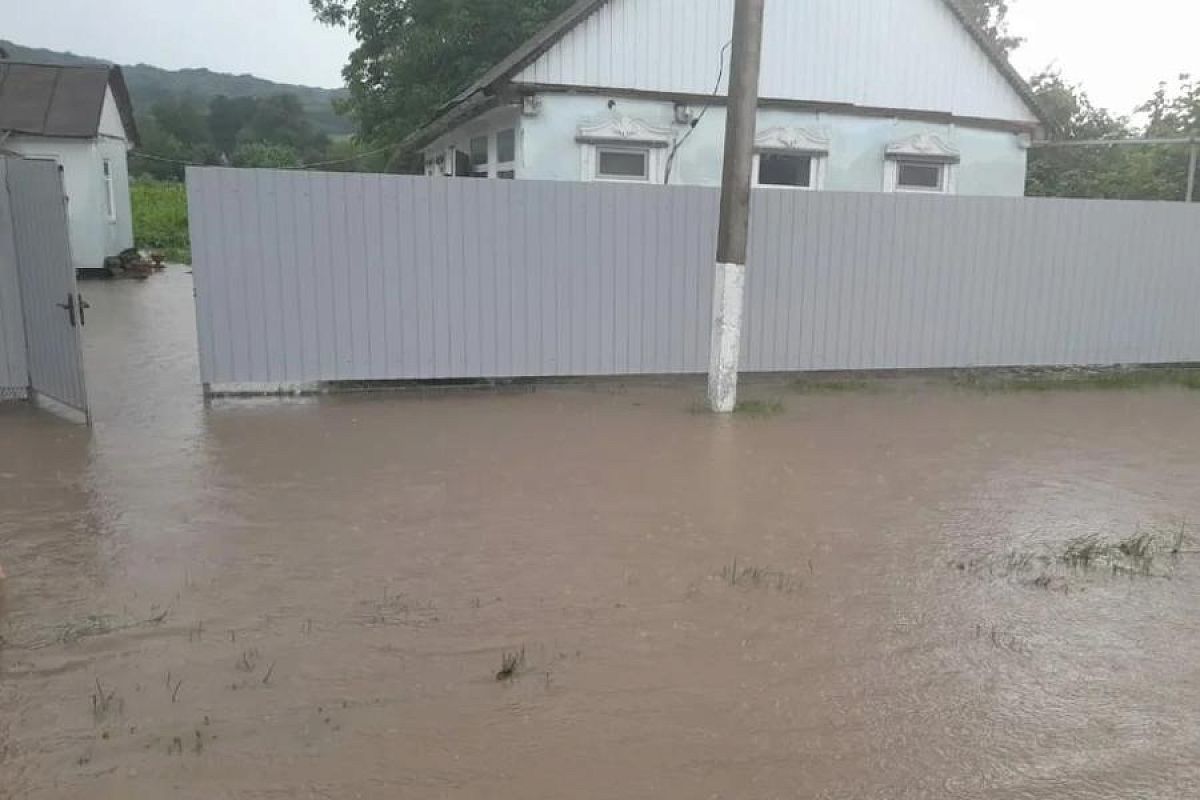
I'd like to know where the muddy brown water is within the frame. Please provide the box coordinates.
[2,268,1200,798]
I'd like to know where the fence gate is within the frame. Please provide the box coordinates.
[2,157,90,423]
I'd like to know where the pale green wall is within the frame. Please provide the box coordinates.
[512,94,1029,196]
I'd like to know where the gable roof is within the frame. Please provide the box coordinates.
[0,61,139,145]
[409,0,1046,149]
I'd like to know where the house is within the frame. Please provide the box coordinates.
[408,0,1046,196]
[0,61,139,274]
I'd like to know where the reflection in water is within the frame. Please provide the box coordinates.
[1,267,1199,799]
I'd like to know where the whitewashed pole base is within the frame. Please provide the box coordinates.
[707,261,747,413]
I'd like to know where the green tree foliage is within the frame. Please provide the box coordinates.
[957,0,1023,54]
[208,95,258,156]
[231,142,304,169]
[1027,74,1198,201]
[132,93,347,179]
[311,0,574,163]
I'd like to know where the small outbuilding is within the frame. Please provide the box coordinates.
[0,61,139,275]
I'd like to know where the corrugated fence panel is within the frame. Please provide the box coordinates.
[187,168,1200,388]
[0,160,29,395]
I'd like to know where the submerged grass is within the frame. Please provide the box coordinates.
[950,368,1200,394]
[791,378,878,394]
[496,647,526,681]
[957,522,1190,588]
[733,399,786,417]
[720,559,801,593]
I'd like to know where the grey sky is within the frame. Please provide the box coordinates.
[5,0,1198,116]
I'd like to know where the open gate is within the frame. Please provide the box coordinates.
[0,157,90,423]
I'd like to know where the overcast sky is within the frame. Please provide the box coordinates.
[4,0,1198,115]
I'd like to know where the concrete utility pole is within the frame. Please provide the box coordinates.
[708,0,766,413]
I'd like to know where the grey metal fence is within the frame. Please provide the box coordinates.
[0,160,29,397]
[187,168,1200,390]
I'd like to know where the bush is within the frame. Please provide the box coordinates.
[131,179,190,263]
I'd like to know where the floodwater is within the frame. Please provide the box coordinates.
[3,268,1200,799]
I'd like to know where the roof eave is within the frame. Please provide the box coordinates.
[107,65,140,146]
[428,0,1048,135]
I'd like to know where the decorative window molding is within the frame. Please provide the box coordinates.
[755,126,831,155]
[753,126,830,190]
[884,134,960,193]
[577,115,674,183]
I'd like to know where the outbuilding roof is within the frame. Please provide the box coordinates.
[0,61,139,145]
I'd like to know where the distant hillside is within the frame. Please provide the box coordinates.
[0,39,352,137]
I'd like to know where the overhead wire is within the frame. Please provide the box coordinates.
[664,39,733,185]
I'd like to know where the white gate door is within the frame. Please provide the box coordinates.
[2,158,90,423]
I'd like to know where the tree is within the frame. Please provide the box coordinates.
[232,142,304,169]
[150,96,211,149]
[1026,73,1198,201]
[312,0,574,166]
[957,0,1023,55]
[208,95,259,157]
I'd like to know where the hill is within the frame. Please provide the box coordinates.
[0,39,352,137]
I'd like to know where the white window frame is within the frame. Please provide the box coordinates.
[102,157,116,221]
[888,159,952,193]
[884,133,960,195]
[576,115,675,184]
[751,127,830,191]
[591,145,654,183]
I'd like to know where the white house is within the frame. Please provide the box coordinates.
[0,62,139,274]
[410,0,1047,196]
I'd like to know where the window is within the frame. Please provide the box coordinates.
[895,160,945,192]
[469,135,489,177]
[496,129,516,164]
[757,153,814,188]
[102,158,116,220]
[577,116,673,183]
[595,147,650,181]
[495,128,516,179]
[884,134,959,194]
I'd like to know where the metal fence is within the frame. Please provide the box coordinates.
[187,167,1200,390]
[0,159,30,397]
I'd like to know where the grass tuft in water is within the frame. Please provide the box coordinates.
[496,647,526,681]
[720,559,801,593]
[791,378,877,394]
[951,368,1200,394]
[733,399,785,417]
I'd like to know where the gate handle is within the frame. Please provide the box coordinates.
[77,294,90,327]
[57,294,76,328]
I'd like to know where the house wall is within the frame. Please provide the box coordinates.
[515,94,1029,196]
[3,88,134,271]
[514,0,1039,125]
[423,106,523,177]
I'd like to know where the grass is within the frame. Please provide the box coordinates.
[733,399,785,416]
[958,522,1190,587]
[950,368,1200,393]
[791,378,877,394]
[131,179,190,263]
[496,647,526,681]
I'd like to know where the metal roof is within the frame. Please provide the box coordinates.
[406,0,1048,150]
[0,61,139,145]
